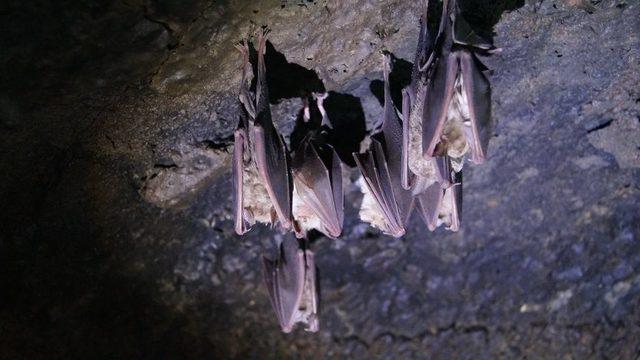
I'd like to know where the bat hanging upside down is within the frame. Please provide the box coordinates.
[233,29,292,235]
[400,0,498,231]
[232,30,344,239]
[262,236,319,333]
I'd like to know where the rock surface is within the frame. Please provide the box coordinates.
[1,0,639,358]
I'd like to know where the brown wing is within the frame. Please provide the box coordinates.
[292,139,343,238]
[262,237,305,333]
[255,28,270,120]
[354,140,405,237]
[460,50,492,164]
[235,41,256,119]
[422,52,458,158]
[249,29,292,229]
[400,87,413,190]
[416,181,462,232]
[329,148,344,237]
[252,124,292,230]
[417,182,444,232]
[381,55,414,225]
[432,155,453,189]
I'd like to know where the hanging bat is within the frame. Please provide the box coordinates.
[402,0,497,190]
[421,0,498,165]
[233,29,292,235]
[354,54,414,238]
[291,96,344,239]
[262,236,319,333]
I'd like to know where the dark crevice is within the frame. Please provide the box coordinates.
[199,137,233,151]
[153,161,178,169]
[586,119,614,133]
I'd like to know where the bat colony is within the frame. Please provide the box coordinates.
[231,0,498,333]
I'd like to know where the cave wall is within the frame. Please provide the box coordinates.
[1,0,639,358]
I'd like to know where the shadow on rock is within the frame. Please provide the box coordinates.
[249,41,326,103]
[370,54,413,109]
[323,92,367,167]
[459,0,525,40]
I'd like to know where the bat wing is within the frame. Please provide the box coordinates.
[249,28,292,230]
[354,139,405,237]
[460,50,492,164]
[255,28,270,119]
[417,182,461,232]
[443,180,462,231]
[292,139,343,238]
[400,87,413,190]
[235,41,256,120]
[329,147,344,237]
[417,166,462,231]
[233,129,248,235]
[262,237,318,333]
[422,52,458,158]
[432,155,453,189]
[417,182,444,231]
[252,122,292,230]
[381,55,414,225]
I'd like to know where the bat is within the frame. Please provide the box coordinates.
[401,0,438,192]
[262,236,319,333]
[421,0,497,165]
[291,98,344,238]
[354,54,414,238]
[402,0,496,186]
[233,29,292,235]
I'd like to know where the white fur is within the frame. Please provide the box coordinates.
[292,182,323,233]
[241,127,275,226]
[356,176,391,234]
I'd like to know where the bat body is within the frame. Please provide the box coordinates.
[233,30,292,235]
[400,0,496,231]
[354,54,414,238]
[262,236,319,333]
[421,0,496,165]
[291,130,344,239]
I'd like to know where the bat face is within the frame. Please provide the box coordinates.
[354,54,414,238]
[233,30,292,235]
[262,237,319,333]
